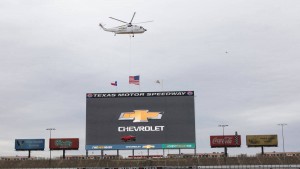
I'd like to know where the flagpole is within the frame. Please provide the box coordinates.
[128,78,131,92]
[139,82,141,92]
[111,81,118,92]
[155,80,164,91]
[138,75,140,92]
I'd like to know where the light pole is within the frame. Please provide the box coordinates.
[46,128,56,161]
[277,124,287,153]
[218,124,228,157]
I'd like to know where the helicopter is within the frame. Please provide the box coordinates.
[99,12,152,37]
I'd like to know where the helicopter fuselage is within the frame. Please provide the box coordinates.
[100,24,147,35]
[109,25,146,34]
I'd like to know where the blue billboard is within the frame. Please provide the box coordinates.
[15,139,45,151]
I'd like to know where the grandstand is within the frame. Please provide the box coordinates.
[0,153,300,168]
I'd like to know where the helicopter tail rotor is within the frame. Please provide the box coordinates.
[99,23,107,30]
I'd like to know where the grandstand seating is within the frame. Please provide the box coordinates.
[276,156,300,165]
[0,155,299,168]
[237,156,261,165]
[259,156,282,165]
[196,157,217,166]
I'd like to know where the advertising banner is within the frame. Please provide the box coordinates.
[210,135,241,148]
[246,135,278,147]
[86,143,196,150]
[86,91,196,150]
[50,138,79,150]
[15,139,45,151]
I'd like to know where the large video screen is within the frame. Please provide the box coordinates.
[86,91,195,150]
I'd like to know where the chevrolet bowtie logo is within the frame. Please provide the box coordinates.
[119,110,163,122]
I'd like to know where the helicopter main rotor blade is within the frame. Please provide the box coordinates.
[109,17,128,24]
[130,12,136,24]
[132,20,153,24]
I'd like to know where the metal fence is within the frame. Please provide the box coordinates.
[4,166,300,169]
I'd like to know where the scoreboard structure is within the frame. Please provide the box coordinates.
[86,91,196,150]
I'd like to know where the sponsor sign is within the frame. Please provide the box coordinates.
[210,135,241,148]
[50,138,79,150]
[118,126,165,132]
[162,143,196,149]
[246,135,278,147]
[15,139,45,151]
[119,110,163,122]
[87,144,160,150]
[86,143,196,150]
[86,91,196,150]
[86,91,194,98]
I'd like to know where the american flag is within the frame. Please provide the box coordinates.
[111,81,117,86]
[129,75,140,85]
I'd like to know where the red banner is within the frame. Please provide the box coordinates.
[49,138,79,150]
[210,135,241,148]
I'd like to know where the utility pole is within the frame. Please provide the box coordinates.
[218,124,228,157]
[46,128,56,165]
[278,123,287,164]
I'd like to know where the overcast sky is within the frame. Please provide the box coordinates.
[1,0,300,158]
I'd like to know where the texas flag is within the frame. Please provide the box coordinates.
[111,81,117,86]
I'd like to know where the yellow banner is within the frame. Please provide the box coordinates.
[246,135,278,147]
